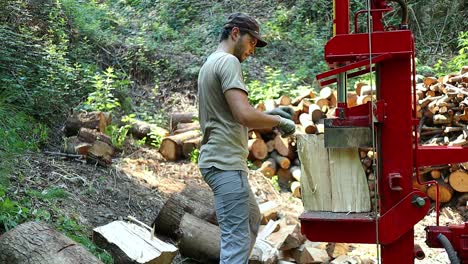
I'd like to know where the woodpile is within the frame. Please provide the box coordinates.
[413,66,468,207]
[62,111,117,165]
[159,112,201,161]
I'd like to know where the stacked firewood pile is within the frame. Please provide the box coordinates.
[62,111,116,166]
[414,66,468,212]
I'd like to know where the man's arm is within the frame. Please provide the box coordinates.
[224,88,280,129]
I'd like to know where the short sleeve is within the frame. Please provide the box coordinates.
[216,55,248,94]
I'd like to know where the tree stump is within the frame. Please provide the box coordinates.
[0,221,103,264]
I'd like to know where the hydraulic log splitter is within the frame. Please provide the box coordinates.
[299,0,468,263]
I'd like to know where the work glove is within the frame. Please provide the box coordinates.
[277,116,296,137]
[265,106,295,121]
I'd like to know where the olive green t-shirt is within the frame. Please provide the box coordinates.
[197,51,249,172]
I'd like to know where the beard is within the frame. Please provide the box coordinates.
[233,40,247,63]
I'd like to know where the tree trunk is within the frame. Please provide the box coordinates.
[159,130,201,161]
[131,120,169,139]
[178,213,220,264]
[0,221,103,264]
[64,111,111,136]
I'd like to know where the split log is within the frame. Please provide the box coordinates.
[249,239,278,264]
[427,180,454,203]
[292,245,330,264]
[298,98,311,113]
[308,104,323,122]
[182,136,202,158]
[178,213,220,264]
[267,223,305,250]
[259,201,279,224]
[131,120,170,139]
[292,106,302,124]
[449,170,468,192]
[260,158,277,178]
[62,136,92,155]
[249,138,269,160]
[78,127,113,146]
[297,134,332,211]
[315,98,329,112]
[170,112,195,131]
[274,135,291,156]
[347,92,358,107]
[319,86,333,99]
[264,99,277,112]
[159,130,201,161]
[290,181,301,198]
[0,221,103,264]
[299,113,317,134]
[277,95,292,106]
[326,243,351,258]
[93,220,177,264]
[64,111,110,136]
[292,90,315,106]
[328,147,371,212]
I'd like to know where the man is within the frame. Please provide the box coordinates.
[197,13,296,264]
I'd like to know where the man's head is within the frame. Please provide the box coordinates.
[219,13,267,63]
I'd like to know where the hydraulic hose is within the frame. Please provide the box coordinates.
[437,233,461,264]
[387,0,408,29]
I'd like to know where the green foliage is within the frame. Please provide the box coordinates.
[0,193,29,231]
[148,129,163,149]
[270,176,281,192]
[26,188,70,201]
[434,31,468,75]
[247,66,313,105]
[106,124,131,149]
[82,67,122,112]
[189,148,200,164]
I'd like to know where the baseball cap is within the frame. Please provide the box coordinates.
[223,13,267,47]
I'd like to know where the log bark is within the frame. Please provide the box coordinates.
[178,213,220,264]
[62,136,92,155]
[87,140,115,165]
[78,127,113,146]
[93,221,177,264]
[291,90,315,106]
[159,130,201,161]
[308,104,322,123]
[270,151,290,169]
[249,138,268,160]
[274,135,290,156]
[152,190,217,239]
[131,120,170,139]
[449,170,468,192]
[170,112,196,131]
[0,221,103,264]
[64,111,110,136]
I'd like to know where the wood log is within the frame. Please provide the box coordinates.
[357,95,373,105]
[270,151,291,169]
[182,136,202,158]
[319,86,333,99]
[291,181,301,198]
[290,166,301,181]
[255,102,266,112]
[292,90,315,106]
[170,112,195,131]
[249,138,268,160]
[277,168,294,186]
[78,127,113,146]
[159,130,201,161]
[267,223,304,250]
[423,76,438,87]
[292,245,329,264]
[87,140,115,165]
[0,221,103,264]
[62,136,92,155]
[347,92,358,107]
[329,91,337,107]
[292,106,302,124]
[274,134,290,156]
[277,95,292,106]
[131,120,170,139]
[299,113,317,134]
[449,170,468,192]
[355,82,367,96]
[329,148,371,212]
[152,189,217,239]
[178,213,220,264]
[298,98,311,113]
[359,85,376,96]
[412,175,428,193]
[264,99,277,112]
[326,243,351,258]
[93,220,177,264]
[260,158,277,178]
[427,180,454,203]
[308,104,322,122]
[266,140,275,152]
[430,169,442,179]
[173,122,200,134]
[259,201,279,225]
[249,238,278,264]
[64,111,110,136]
[315,98,329,112]
[297,134,332,211]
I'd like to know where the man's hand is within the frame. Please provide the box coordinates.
[277,117,296,137]
[265,106,295,120]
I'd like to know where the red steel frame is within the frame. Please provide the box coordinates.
[300,0,468,263]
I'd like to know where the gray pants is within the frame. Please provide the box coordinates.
[200,167,261,264]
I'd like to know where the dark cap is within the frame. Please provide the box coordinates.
[223,13,267,47]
